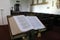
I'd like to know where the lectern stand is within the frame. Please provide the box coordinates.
[7,15,46,40]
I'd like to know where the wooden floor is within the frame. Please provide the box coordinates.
[0,25,60,40]
[0,25,11,40]
[41,26,60,40]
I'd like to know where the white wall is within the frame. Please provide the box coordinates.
[10,0,60,14]
[10,0,31,12]
[10,0,16,10]
[0,0,32,25]
[32,0,60,15]
[20,0,31,12]
[0,10,3,25]
[0,0,10,25]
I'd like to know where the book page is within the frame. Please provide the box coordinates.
[8,17,22,35]
[26,16,45,30]
[13,15,33,32]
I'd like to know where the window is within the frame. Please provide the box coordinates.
[31,0,48,6]
[56,0,60,9]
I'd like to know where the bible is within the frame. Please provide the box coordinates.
[8,15,46,40]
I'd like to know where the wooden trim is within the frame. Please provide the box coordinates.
[7,16,13,40]
[52,1,54,7]
[31,2,48,6]
[30,5,32,12]
[32,0,34,5]
[37,0,38,4]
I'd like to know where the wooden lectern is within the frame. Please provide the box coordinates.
[7,15,46,40]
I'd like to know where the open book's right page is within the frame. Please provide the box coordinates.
[26,16,45,30]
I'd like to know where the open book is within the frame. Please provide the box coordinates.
[26,16,45,30]
[8,15,45,35]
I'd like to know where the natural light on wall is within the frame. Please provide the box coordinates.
[31,0,60,15]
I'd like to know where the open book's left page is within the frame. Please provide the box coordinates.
[13,15,33,32]
[9,15,33,35]
[8,17,21,35]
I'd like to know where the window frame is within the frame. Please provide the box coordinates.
[56,0,60,9]
[31,0,48,6]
